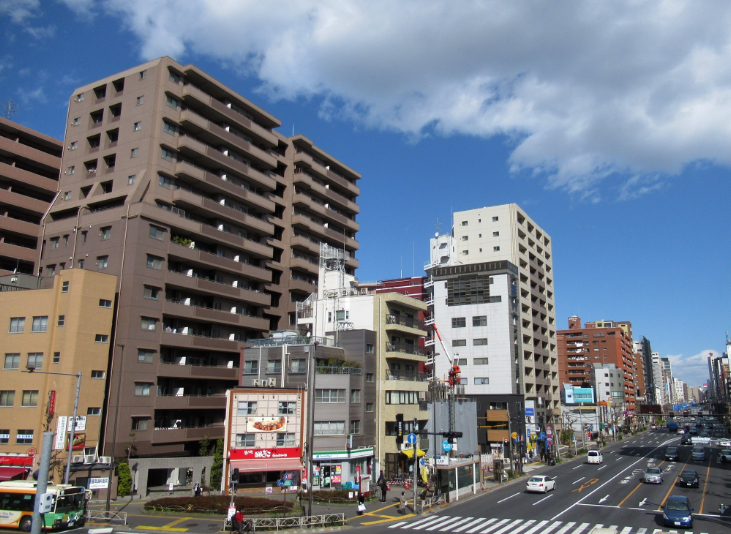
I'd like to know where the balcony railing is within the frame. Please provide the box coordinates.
[160,359,234,368]
[316,366,362,375]
[165,297,263,319]
[386,343,429,356]
[386,314,425,330]
[385,371,428,382]
[246,335,339,348]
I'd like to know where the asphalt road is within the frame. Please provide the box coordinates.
[359,430,731,534]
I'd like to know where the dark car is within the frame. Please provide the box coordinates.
[680,435,692,445]
[662,495,693,528]
[665,446,679,461]
[691,446,706,461]
[677,469,699,488]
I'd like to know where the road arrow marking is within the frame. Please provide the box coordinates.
[599,495,609,503]
[639,498,647,507]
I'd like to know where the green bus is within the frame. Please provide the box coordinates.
[0,481,87,531]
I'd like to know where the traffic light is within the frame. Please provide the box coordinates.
[231,467,239,487]
[441,431,463,444]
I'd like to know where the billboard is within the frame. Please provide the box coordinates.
[246,416,287,432]
[639,404,662,414]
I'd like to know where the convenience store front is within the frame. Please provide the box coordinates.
[310,447,373,493]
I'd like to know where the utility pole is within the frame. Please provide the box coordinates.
[31,432,54,534]
[412,418,418,515]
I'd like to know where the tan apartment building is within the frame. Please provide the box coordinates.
[0,117,62,275]
[0,269,117,480]
[37,57,360,463]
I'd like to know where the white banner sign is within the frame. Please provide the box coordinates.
[54,417,67,450]
[66,416,86,432]
[88,478,109,490]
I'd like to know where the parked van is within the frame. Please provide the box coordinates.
[587,450,603,464]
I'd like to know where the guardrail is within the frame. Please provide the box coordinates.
[224,513,345,531]
[86,510,128,525]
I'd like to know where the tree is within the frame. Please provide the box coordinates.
[198,435,211,457]
[117,461,132,497]
[210,439,223,490]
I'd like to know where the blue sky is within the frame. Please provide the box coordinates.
[2,0,730,387]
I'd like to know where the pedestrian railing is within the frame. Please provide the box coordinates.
[225,513,345,531]
[85,510,128,525]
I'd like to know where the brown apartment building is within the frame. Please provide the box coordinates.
[557,316,641,411]
[0,118,62,275]
[38,57,360,461]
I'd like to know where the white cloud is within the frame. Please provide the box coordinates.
[17,86,47,105]
[0,0,39,23]
[666,350,719,387]
[95,0,731,199]
[24,24,55,39]
[57,0,95,19]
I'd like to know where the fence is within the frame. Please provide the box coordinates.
[85,510,128,525]
[225,513,345,531]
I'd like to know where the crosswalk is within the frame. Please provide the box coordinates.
[387,515,711,534]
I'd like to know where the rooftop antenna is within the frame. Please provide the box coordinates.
[400,255,402,278]
[435,217,440,235]
[4,98,17,120]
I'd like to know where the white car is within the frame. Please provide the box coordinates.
[587,450,603,464]
[717,439,731,447]
[526,475,556,493]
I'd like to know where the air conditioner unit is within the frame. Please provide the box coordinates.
[72,455,85,464]
[251,379,260,387]
[267,377,276,387]
[98,456,111,465]
[84,455,96,464]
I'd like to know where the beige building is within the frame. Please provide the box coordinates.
[0,269,117,480]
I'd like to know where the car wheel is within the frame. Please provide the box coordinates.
[19,517,32,532]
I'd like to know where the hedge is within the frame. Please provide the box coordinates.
[144,495,295,515]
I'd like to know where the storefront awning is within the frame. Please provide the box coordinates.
[0,467,28,481]
[401,448,426,458]
[230,459,303,473]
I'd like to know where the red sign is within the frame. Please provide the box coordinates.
[26,448,37,459]
[48,391,56,416]
[229,447,301,460]
[355,465,361,483]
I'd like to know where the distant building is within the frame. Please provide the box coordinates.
[0,117,62,275]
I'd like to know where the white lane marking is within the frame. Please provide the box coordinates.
[445,518,475,532]
[427,517,465,531]
[491,519,523,534]
[477,518,510,534]
[496,492,520,503]
[569,523,591,534]
[523,521,550,534]
[389,522,408,528]
[453,519,488,533]
[615,457,622,461]
[599,495,609,503]
[572,477,585,485]
[554,522,576,534]
[533,494,553,506]
[465,518,496,534]
[572,465,582,470]
[598,465,607,470]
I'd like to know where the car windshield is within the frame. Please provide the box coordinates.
[722,449,731,455]
[646,468,661,474]
[588,451,598,456]
[692,447,703,452]
[666,447,677,453]
[529,477,543,483]
[681,470,697,477]
[666,500,689,511]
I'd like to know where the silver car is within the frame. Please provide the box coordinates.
[644,466,663,484]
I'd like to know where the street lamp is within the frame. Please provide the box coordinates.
[106,344,124,511]
[24,365,81,484]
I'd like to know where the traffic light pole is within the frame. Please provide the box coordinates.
[413,418,419,515]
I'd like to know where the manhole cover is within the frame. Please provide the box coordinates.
[187,524,198,527]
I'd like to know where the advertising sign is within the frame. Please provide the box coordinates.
[47,391,56,416]
[54,417,67,450]
[230,447,301,460]
[245,417,287,432]
[66,433,86,450]
[88,477,109,489]
[355,465,361,483]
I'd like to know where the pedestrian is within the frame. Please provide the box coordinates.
[377,470,388,503]
[529,449,534,461]
[234,507,245,534]
[357,491,366,515]
[399,491,407,514]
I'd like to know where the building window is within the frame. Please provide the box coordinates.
[314,421,345,435]
[492,216,498,221]
[138,349,155,363]
[95,334,109,343]
[76,93,84,102]
[462,250,469,255]
[63,191,71,200]
[366,373,374,382]
[97,256,109,269]
[0,430,7,444]
[278,402,296,415]
[473,316,487,327]
[87,407,101,416]
[164,122,178,136]
[161,148,175,162]
[9,317,25,333]
[237,401,257,415]
[350,420,361,434]
[21,391,39,407]
[243,361,259,374]
[91,370,105,379]
[149,225,166,240]
[143,286,160,300]
[16,430,33,444]
[461,221,468,226]
[141,317,157,331]
[452,317,466,328]
[461,236,468,241]
[276,433,296,447]
[51,237,59,249]
[493,246,500,252]
[315,389,346,403]
[235,434,255,447]
[385,391,419,405]
[31,316,48,333]
[53,352,60,364]
[366,403,374,412]
[131,417,149,431]
[81,231,87,243]
[128,174,136,185]
[61,281,70,293]
[455,358,467,365]
[101,226,111,240]
[452,339,467,347]
[266,360,282,373]
[350,389,361,403]
[290,359,306,373]
[169,71,181,84]
[67,166,75,175]
[134,121,141,131]
[46,265,56,277]
[366,344,374,353]
[166,96,179,110]
[134,383,152,396]
[159,175,173,188]
[474,358,489,365]
[473,338,488,346]
[474,377,490,385]
[140,70,147,79]
[136,96,144,105]
[57,315,65,327]
[4,354,20,370]
[146,255,163,269]
[131,148,139,158]
[0,391,14,407]
[99,299,112,308]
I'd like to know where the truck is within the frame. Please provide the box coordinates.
[667,420,678,432]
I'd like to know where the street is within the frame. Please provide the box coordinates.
[356,430,731,534]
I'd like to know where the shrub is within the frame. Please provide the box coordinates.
[210,439,223,490]
[577,448,588,455]
[144,495,294,515]
[311,489,361,503]
[117,461,132,497]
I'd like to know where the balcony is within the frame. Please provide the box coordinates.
[166,270,271,306]
[172,188,274,235]
[291,214,359,251]
[158,361,239,380]
[290,235,321,256]
[290,256,319,275]
[155,394,227,410]
[292,193,359,232]
[167,242,272,284]
[384,370,428,382]
[293,150,359,196]
[316,366,362,375]
[0,188,49,215]
[289,278,317,294]
[0,162,58,193]
[160,329,242,352]
[163,298,270,330]
[174,161,275,213]
[386,342,429,359]
[293,170,359,215]
[385,314,426,333]
[0,241,36,263]
[152,424,224,444]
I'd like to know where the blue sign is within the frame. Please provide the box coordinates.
[572,436,577,441]
[526,407,535,417]
[442,441,452,452]
[419,459,425,467]
[407,433,417,445]
[276,480,284,487]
